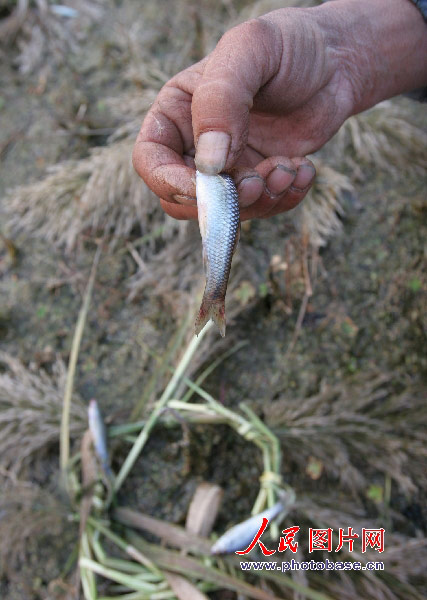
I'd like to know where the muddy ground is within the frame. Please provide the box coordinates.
[0,1,426,599]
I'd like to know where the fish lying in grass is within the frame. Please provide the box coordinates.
[88,399,112,477]
[195,171,240,337]
[211,500,284,555]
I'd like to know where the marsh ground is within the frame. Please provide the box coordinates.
[0,1,426,599]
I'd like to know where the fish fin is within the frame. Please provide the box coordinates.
[195,296,226,337]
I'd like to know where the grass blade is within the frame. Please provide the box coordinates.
[113,507,212,555]
[60,245,102,477]
[180,340,248,403]
[113,321,212,496]
[131,315,190,420]
[88,517,160,574]
[79,558,158,593]
[126,531,291,600]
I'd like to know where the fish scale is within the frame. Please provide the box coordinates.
[195,171,240,337]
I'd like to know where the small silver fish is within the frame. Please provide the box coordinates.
[211,501,284,555]
[88,399,112,477]
[50,4,79,18]
[195,171,240,337]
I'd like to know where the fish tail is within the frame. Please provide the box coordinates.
[195,295,226,337]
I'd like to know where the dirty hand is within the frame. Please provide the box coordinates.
[132,0,427,221]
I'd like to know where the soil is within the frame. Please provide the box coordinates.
[0,1,426,599]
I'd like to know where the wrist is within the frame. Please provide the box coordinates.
[314,0,427,115]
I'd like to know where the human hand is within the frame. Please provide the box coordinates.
[133,0,427,221]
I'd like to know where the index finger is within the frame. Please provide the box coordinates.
[132,67,205,204]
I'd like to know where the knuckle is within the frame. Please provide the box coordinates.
[223,18,273,45]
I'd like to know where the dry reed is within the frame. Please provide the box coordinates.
[0,0,103,73]
[0,351,86,474]
[331,100,427,178]
[264,371,427,496]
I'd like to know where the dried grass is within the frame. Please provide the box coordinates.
[4,8,424,261]
[127,220,264,328]
[293,157,355,249]
[298,499,427,600]
[113,4,186,90]
[127,222,200,310]
[5,139,353,265]
[104,89,158,141]
[111,0,239,93]
[0,351,86,473]
[0,0,104,74]
[4,134,186,252]
[1,4,426,600]
[331,100,427,179]
[0,477,69,577]
[261,367,427,599]
[126,220,267,391]
[264,371,427,497]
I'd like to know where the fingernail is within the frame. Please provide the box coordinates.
[238,176,264,207]
[266,165,296,196]
[292,164,316,191]
[173,194,197,206]
[195,131,231,175]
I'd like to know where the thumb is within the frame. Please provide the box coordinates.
[193,18,282,175]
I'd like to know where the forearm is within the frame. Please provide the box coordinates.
[314,0,427,114]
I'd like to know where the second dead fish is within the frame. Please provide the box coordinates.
[195,171,240,337]
[88,398,112,478]
[210,500,284,555]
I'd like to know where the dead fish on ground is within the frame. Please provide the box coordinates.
[195,171,240,337]
[88,398,112,478]
[50,4,79,18]
[211,500,284,555]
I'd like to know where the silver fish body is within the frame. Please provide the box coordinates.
[211,501,284,555]
[88,399,112,477]
[195,171,240,337]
